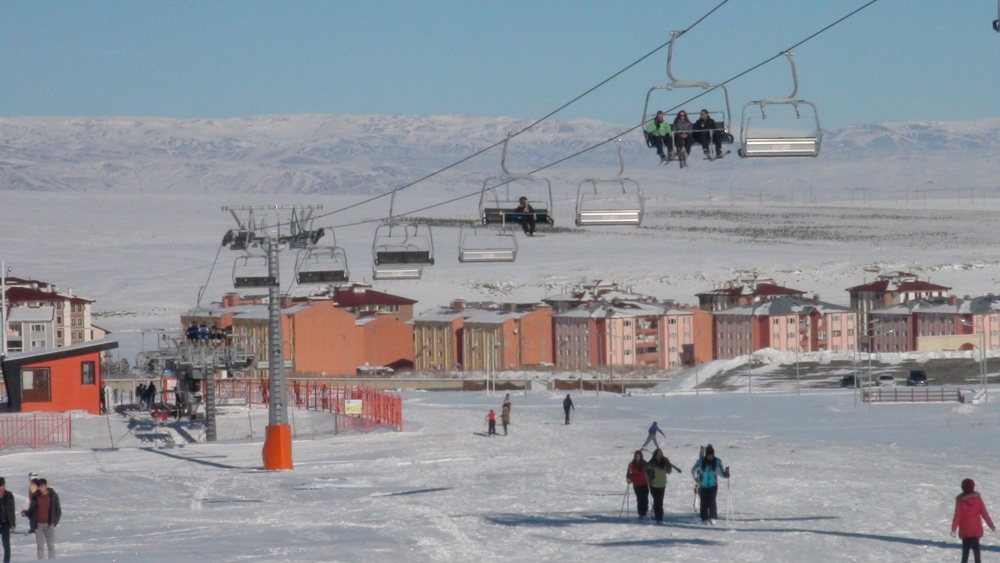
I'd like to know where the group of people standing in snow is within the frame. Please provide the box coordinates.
[626,428,730,526]
[485,394,514,437]
[0,473,61,561]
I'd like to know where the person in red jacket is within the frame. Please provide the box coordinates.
[485,410,496,437]
[951,478,996,563]
[625,450,650,520]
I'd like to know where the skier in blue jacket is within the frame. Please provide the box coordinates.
[691,444,730,524]
[641,421,665,450]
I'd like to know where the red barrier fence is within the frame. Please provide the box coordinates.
[212,378,403,432]
[0,412,73,451]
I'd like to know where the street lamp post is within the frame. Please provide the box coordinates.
[795,346,800,396]
[960,319,987,401]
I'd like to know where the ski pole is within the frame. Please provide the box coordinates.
[619,483,630,520]
[726,476,734,522]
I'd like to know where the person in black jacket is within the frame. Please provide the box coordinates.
[563,394,574,425]
[0,477,15,563]
[22,478,60,559]
[694,109,725,159]
[515,197,536,236]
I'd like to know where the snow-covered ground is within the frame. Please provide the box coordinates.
[2,370,998,562]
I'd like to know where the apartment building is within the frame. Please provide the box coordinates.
[869,294,1000,353]
[713,296,857,359]
[3,277,96,351]
[847,271,951,350]
[696,276,806,312]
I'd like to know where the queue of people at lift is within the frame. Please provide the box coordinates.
[644,108,727,163]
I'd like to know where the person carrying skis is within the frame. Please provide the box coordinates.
[648,449,674,524]
[642,421,665,451]
[563,394,574,425]
[514,197,536,236]
[485,409,497,437]
[644,110,675,163]
[952,478,996,563]
[625,450,650,520]
[694,109,725,159]
[691,444,729,524]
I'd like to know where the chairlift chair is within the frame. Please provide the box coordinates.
[232,254,276,288]
[575,139,643,227]
[995,0,1000,32]
[458,223,517,263]
[738,52,822,158]
[478,133,555,229]
[296,245,349,285]
[641,30,735,149]
[371,189,435,280]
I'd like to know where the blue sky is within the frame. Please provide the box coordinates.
[1,1,997,128]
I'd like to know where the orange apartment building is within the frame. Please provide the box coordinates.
[713,296,857,360]
[460,306,553,373]
[412,306,466,371]
[868,294,1000,353]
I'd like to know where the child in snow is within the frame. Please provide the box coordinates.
[626,450,650,519]
[642,421,665,450]
[501,405,510,435]
[486,410,497,437]
[691,444,729,524]
[951,478,996,563]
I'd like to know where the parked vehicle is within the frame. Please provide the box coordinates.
[877,374,896,387]
[906,370,928,386]
[840,375,859,388]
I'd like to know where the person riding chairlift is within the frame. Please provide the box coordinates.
[515,196,536,236]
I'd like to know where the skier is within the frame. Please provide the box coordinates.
[185,321,199,344]
[691,444,730,525]
[501,405,510,436]
[644,110,675,163]
[563,394,574,425]
[647,449,673,524]
[26,474,38,534]
[641,421,665,451]
[0,477,15,563]
[951,478,996,563]
[514,197,536,236]
[694,109,726,160]
[485,409,497,437]
[625,450,650,520]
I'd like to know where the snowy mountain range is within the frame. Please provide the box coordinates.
[1,114,998,197]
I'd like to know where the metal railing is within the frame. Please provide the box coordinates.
[0,412,73,450]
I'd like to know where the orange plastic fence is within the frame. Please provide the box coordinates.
[212,378,402,432]
[0,412,73,450]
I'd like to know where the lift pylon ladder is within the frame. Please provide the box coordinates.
[641,30,734,148]
[479,133,555,229]
[458,223,517,263]
[295,231,350,285]
[738,52,822,158]
[575,139,643,227]
[372,188,435,281]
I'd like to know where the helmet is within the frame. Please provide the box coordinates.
[519,196,527,203]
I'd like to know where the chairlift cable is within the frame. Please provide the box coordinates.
[262,0,732,233]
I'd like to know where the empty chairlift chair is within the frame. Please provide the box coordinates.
[296,242,350,285]
[478,133,555,230]
[458,223,517,263]
[575,139,643,227]
[738,52,822,158]
[232,254,276,288]
[641,30,735,155]
[371,189,435,280]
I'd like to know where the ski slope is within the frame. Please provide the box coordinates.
[1,379,997,562]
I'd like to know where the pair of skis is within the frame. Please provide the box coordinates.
[703,149,730,161]
[660,151,688,169]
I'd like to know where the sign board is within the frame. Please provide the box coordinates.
[345,399,363,416]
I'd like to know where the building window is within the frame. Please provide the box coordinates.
[832,330,841,337]
[31,340,46,348]
[21,368,52,403]
[31,324,45,333]
[773,319,780,325]
[818,330,827,340]
[82,361,96,385]
[848,329,854,336]
[669,318,676,325]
